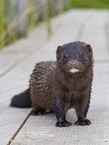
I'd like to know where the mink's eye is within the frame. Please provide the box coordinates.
[78,52,83,59]
[64,54,68,59]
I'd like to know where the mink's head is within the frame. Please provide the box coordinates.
[56,41,93,74]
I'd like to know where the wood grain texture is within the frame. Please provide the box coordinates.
[0,12,67,145]
[0,24,47,77]
[80,10,109,61]
[11,9,109,145]
[0,9,109,145]
[10,63,109,145]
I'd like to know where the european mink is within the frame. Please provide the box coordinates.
[10,41,93,127]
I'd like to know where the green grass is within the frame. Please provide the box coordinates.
[70,0,109,9]
[1,0,109,49]
[46,0,52,38]
[0,0,5,48]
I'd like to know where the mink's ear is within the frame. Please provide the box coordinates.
[56,46,62,56]
[85,44,92,53]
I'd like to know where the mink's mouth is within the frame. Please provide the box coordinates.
[64,66,80,73]
[64,60,80,73]
[69,68,79,73]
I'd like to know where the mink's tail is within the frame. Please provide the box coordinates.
[10,88,32,108]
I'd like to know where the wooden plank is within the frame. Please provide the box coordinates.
[0,54,33,145]
[1,9,109,145]
[0,102,31,145]
[42,9,93,49]
[10,9,109,145]
[0,9,90,145]
[0,24,47,77]
[0,9,93,78]
[0,9,92,145]
[0,43,50,145]
[10,63,109,145]
[80,10,109,61]
[0,10,64,78]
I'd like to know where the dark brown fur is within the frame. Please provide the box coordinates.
[10,41,93,127]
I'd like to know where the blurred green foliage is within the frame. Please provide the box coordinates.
[70,0,109,9]
[46,0,52,38]
[0,0,19,49]
[0,0,41,49]
[28,0,40,31]
[0,0,5,48]
[0,0,109,49]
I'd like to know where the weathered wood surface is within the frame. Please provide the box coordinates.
[0,9,109,145]
[0,13,66,145]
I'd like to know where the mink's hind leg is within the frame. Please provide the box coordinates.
[31,107,54,116]
[74,98,91,126]
[31,108,47,116]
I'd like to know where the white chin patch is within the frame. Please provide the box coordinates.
[69,68,79,73]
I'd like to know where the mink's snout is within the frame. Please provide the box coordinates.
[68,60,78,68]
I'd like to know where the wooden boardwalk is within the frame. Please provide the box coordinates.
[0,9,109,145]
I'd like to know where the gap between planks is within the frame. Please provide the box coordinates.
[7,110,32,145]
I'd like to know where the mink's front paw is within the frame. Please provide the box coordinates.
[74,119,91,126]
[56,121,72,127]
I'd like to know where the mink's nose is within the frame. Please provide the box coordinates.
[69,61,77,67]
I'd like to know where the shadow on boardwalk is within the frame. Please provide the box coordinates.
[0,9,109,145]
